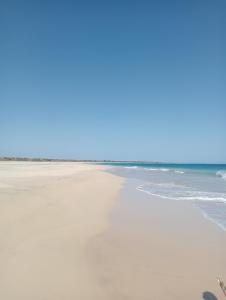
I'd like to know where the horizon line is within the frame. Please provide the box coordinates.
[0,156,225,165]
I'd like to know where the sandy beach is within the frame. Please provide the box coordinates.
[0,162,124,300]
[0,162,226,300]
[2,0,224,298]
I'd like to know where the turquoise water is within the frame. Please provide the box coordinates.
[101,162,226,175]
[100,163,226,231]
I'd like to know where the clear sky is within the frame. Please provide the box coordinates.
[1,0,226,163]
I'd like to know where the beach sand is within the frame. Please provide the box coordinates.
[0,162,124,300]
[0,163,226,300]
[88,179,226,300]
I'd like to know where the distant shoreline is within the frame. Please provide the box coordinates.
[0,157,162,164]
[0,157,225,165]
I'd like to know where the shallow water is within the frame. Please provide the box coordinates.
[103,163,226,231]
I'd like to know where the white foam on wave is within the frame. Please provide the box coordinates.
[123,166,185,174]
[136,183,226,203]
[159,168,170,172]
[136,184,226,231]
[149,181,187,188]
[216,170,226,181]
[174,170,185,174]
[124,166,138,169]
[146,168,170,172]
[198,209,226,231]
[146,168,184,174]
[179,196,226,202]
[124,166,170,172]
[136,185,177,200]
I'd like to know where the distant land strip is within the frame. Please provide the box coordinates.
[0,157,161,164]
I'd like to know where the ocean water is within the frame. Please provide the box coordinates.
[101,163,226,231]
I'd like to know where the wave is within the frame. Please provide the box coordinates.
[216,170,226,181]
[179,196,226,202]
[123,166,171,172]
[136,185,179,201]
[137,183,226,231]
[123,166,185,174]
[197,208,226,231]
[144,168,184,174]
[124,166,138,169]
[146,168,170,172]
[136,183,226,203]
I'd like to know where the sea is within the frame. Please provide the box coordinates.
[100,163,226,231]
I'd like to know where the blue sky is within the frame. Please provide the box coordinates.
[1,0,226,163]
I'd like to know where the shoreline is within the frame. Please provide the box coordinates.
[88,177,226,300]
[1,162,226,299]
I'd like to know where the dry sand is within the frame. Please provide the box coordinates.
[0,162,124,300]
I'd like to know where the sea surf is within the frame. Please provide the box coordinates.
[101,163,226,231]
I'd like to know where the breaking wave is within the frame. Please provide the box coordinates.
[124,166,138,169]
[216,170,226,181]
[136,183,226,203]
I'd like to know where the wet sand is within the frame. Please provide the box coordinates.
[88,178,226,300]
